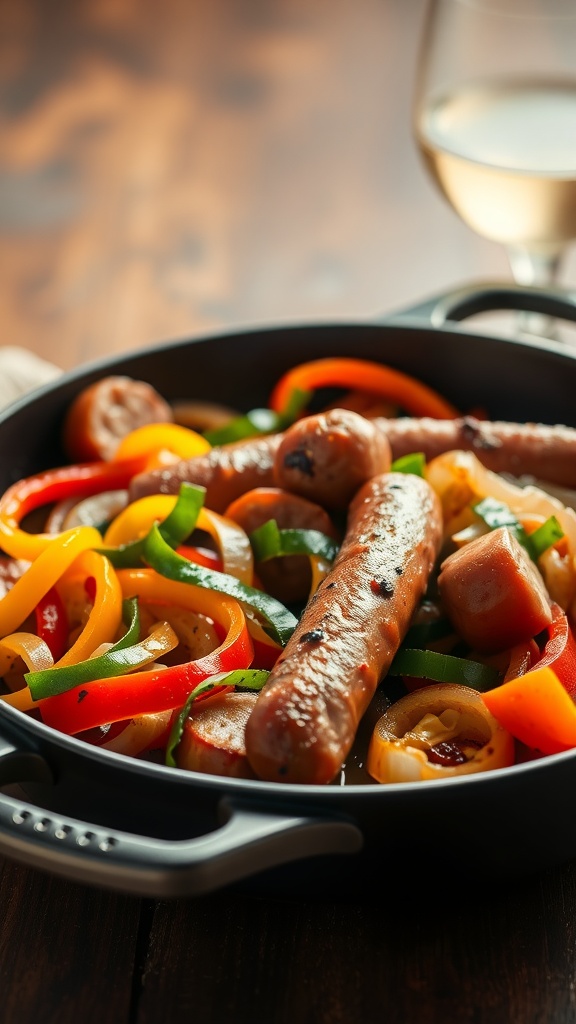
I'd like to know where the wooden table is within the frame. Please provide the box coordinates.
[2,2,576,1021]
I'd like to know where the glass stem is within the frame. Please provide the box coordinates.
[506,246,563,340]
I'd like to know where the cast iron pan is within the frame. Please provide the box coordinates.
[1,282,576,899]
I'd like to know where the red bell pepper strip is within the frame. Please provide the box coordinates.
[34,587,68,662]
[505,602,576,697]
[482,603,576,755]
[0,456,149,561]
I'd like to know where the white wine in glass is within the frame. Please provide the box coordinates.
[414,0,576,297]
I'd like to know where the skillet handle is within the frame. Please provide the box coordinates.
[387,280,576,328]
[0,741,362,898]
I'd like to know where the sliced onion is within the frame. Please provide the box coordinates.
[46,490,128,533]
[367,683,515,783]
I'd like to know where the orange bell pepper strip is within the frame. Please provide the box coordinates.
[37,570,253,734]
[103,493,253,583]
[482,665,576,755]
[268,357,458,420]
[0,456,148,561]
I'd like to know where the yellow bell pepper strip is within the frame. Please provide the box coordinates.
[0,455,148,560]
[53,550,123,667]
[482,666,576,755]
[268,357,458,420]
[34,586,69,661]
[165,668,270,767]
[112,422,211,468]
[367,683,515,782]
[37,570,253,734]
[0,527,103,637]
[26,614,178,700]
[143,523,297,646]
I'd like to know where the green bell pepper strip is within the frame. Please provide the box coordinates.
[525,515,564,560]
[390,452,426,477]
[143,523,298,647]
[249,519,339,564]
[390,647,501,691]
[472,497,564,562]
[25,596,154,699]
[98,482,206,568]
[165,668,269,768]
[204,388,310,446]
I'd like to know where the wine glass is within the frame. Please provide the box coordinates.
[413,0,576,332]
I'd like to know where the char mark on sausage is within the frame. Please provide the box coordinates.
[378,416,576,488]
[273,408,392,509]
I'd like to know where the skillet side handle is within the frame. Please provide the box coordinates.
[385,281,576,329]
[0,787,363,899]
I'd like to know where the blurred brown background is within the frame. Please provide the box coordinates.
[1,0,574,373]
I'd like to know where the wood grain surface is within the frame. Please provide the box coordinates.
[3,2,576,1023]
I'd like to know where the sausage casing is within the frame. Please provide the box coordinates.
[245,472,443,784]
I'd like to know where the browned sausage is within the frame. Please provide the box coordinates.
[377,415,576,487]
[244,472,443,785]
[129,434,282,512]
[437,526,552,654]
[225,487,340,603]
[129,413,576,512]
[63,376,174,462]
[273,408,392,509]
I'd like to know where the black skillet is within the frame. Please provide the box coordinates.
[1,281,576,899]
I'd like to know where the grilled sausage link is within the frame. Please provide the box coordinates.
[129,434,282,512]
[377,416,576,488]
[245,472,443,785]
[129,413,576,512]
[273,408,392,509]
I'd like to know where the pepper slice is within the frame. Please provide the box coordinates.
[0,456,148,561]
[482,666,576,755]
[504,602,576,696]
[0,528,104,638]
[36,570,254,734]
[143,523,297,647]
[164,668,269,768]
[249,520,339,564]
[269,357,458,419]
[389,647,501,691]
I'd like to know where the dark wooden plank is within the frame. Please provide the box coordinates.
[0,854,142,1024]
[135,866,576,1024]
